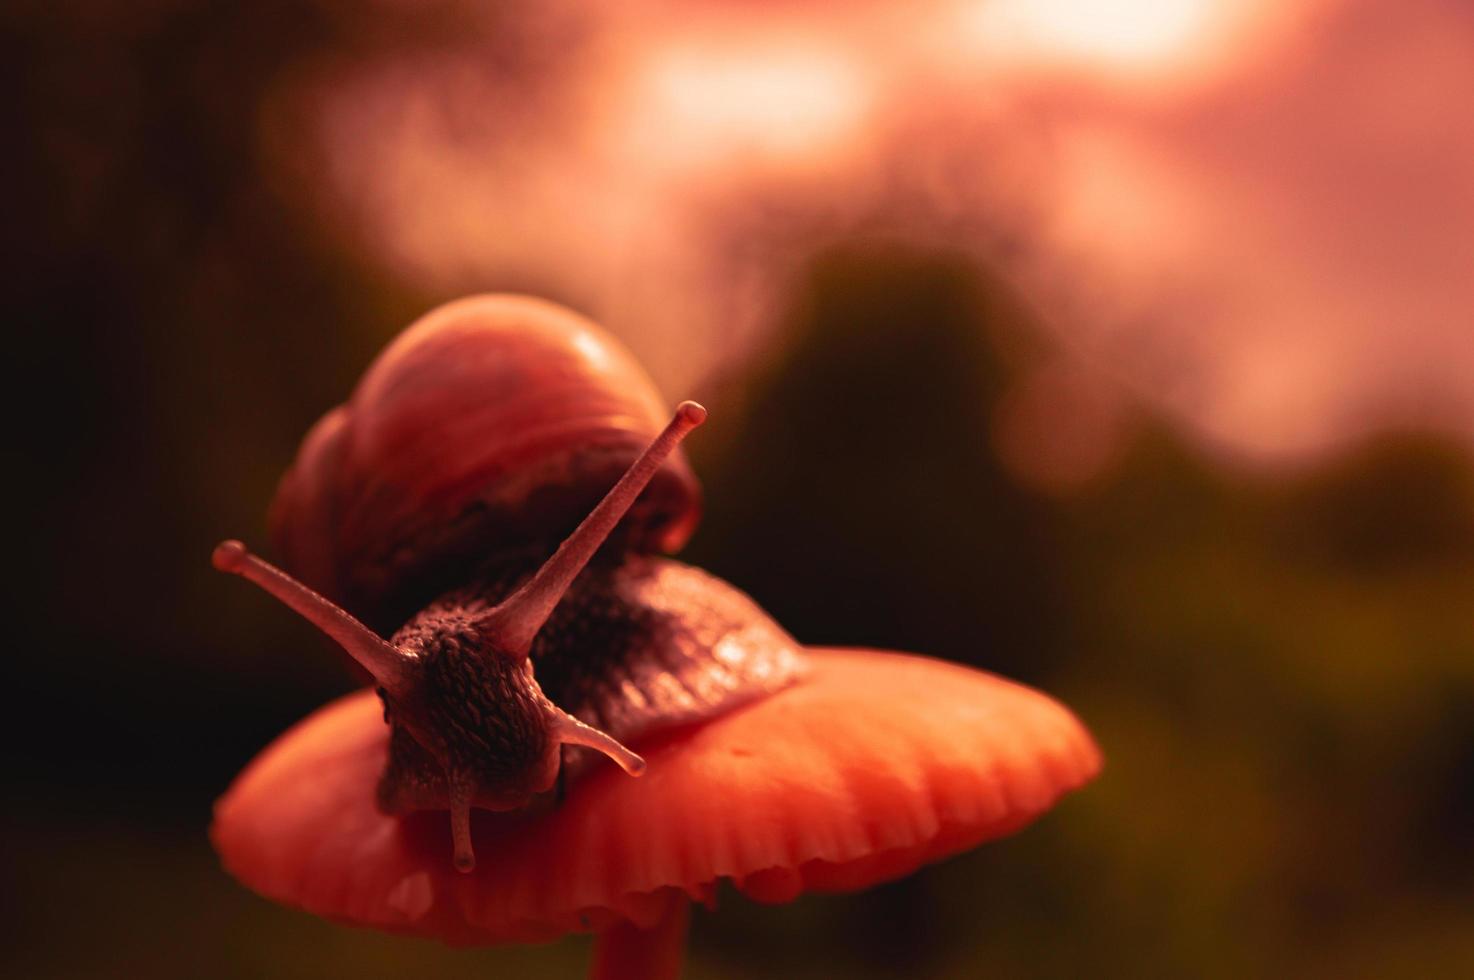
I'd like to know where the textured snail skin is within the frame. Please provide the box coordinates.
[374,553,808,809]
[270,295,702,632]
[352,546,807,866]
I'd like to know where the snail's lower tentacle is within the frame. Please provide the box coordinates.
[551,710,647,776]
[448,774,477,873]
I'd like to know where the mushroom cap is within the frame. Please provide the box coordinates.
[212,648,1100,945]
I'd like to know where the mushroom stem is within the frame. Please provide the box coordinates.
[481,401,707,658]
[590,894,690,980]
[211,540,414,695]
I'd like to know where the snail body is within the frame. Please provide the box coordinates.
[218,296,806,871]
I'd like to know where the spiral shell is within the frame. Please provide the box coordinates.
[269,295,701,628]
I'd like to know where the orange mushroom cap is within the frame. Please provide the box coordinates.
[212,648,1099,945]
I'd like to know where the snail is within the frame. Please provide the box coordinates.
[215,295,806,872]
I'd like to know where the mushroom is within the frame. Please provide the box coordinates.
[213,646,1099,977]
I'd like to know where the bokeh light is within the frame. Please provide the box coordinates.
[257,0,1474,465]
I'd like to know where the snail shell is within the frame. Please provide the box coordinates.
[270,294,702,630]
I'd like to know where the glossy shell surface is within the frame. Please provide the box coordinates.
[270,295,701,627]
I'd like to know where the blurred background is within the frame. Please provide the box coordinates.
[8,0,1474,976]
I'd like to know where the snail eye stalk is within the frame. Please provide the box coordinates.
[479,401,707,659]
[211,540,415,695]
[477,403,707,783]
